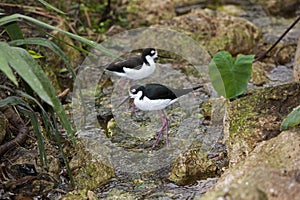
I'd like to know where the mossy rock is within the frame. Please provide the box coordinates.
[62,189,98,200]
[69,142,115,190]
[168,148,217,185]
[127,0,176,27]
[160,9,261,55]
[200,129,300,200]
[225,82,300,165]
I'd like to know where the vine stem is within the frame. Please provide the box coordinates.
[254,15,300,63]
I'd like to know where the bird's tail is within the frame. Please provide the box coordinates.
[192,85,203,91]
[172,84,203,98]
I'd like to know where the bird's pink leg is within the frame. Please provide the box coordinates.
[130,98,136,115]
[161,111,169,146]
[152,111,169,149]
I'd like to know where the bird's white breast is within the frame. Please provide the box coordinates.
[134,96,177,111]
[123,63,155,80]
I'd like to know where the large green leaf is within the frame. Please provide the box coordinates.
[0,42,53,106]
[281,105,300,131]
[209,51,254,99]
[4,21,24,41]
[9,38,76,79]
[0,42,75,142]
[0,48,18,86]
[14,44,75,141]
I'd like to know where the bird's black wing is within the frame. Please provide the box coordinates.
[145,84,203,100]
[106,56,143,73]
[144,84,177,100]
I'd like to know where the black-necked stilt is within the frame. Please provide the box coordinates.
[118,83,203,148]
[105,48,158,80]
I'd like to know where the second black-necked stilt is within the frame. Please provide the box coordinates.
[118,83,203,148]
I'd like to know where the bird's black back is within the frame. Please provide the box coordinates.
[106,56,143,73]
[141,84,203,100]
[142,84,177,100]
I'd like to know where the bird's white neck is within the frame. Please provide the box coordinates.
[145,55,155,66]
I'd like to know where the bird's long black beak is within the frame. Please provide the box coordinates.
[116,96,130,108]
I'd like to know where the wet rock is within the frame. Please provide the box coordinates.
[267,65,293,85]
[159,9,261,55]
[168,148,217,185]
[69,142,115,190]
[0,111,8,144]
[200,129,300,200]
[294,35,300,81]
[105,188,136,199]
[126,0,176,27]
[62,189,98,200]
[224,82,300,166]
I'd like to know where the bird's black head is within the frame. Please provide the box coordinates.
[129,85,145,100]
[141,48,158,65]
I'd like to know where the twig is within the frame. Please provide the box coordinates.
[0,106,29,156]
[254,15,300,63]
[58,88,70,99]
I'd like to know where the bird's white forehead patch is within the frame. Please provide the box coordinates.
[131,88,136,93]
[151,50,155,54]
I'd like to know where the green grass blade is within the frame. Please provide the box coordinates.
[0,96,48,168]
[4,21,24,40]
[0,14,120,59]
[9,38,76,79]
[14,45,76,143]
[0,85,54,137]
[51,110,75,187]
[38,0,66,15]
[0,42,54,106]
[18,105,48,169]
[0,48,18,86]
[0,42,75,142]
[0,96,30,107]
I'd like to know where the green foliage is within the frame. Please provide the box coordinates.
[9,38,76,79]
[209,51,254,99]
[0,13,120,59]
[0,8,122,188]
[0,42,52,106]
[38,0,66,14]
[28,49,44,59]
[281,105,300,131]
[2,43,49,103]
[0,94,48,168]
[4,21,24,41]
[0,85,74,185]
[0,49,18,86]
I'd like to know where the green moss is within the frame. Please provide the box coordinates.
[70,142,115,190]
[226,83,300,163]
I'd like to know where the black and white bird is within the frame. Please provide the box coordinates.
[105,48,158,80]
[118,83,203,148]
